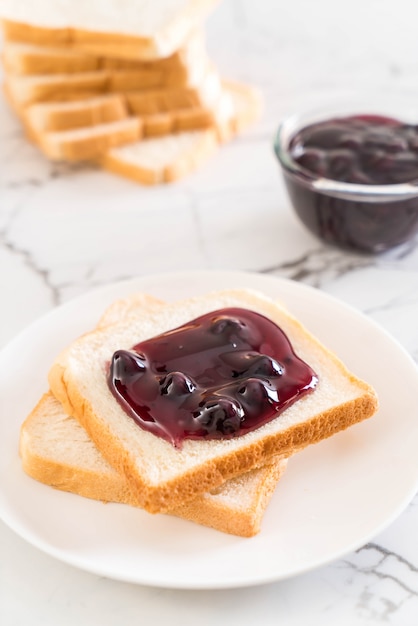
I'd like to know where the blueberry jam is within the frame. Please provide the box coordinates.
[289,115,418,185]
[279,114,418,253]
[108,308,318,448]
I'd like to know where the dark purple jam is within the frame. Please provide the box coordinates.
[108,308,318,448]
[282,115,418,252]
[290,115,418,185]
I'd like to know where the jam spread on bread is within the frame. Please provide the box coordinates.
[108,308,318,447]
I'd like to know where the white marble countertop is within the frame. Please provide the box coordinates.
[1,1,418,624]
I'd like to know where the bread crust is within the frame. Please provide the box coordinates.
[169,459,287,537]
[20,392,288,537]
[48,289,378,514]
[100,129,218,184]
[39,117,143,161]
[1,2,220,60]
[2,32,206,75]
[24,95,128,133]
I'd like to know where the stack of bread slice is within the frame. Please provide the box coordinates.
[19,288,379,537]
[0,1,262,183]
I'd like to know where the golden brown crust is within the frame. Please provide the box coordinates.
[49,346,378,515]
[1,32,206,76]
[125,87,202,115]
[1,2,220,60]
[100,128,218,184]
[39,118,143,161]
[2,19,71,46]
[2,44,100,75]
[169,460,288,537]
[2,21,262,179]
[25,96,128,133]
[20,392,287,536]
[99,149,161,185]
[5,72,109,106]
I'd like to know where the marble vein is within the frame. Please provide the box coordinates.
[259,246,376,287]
[340,543,418,623]
[0,228,60,306]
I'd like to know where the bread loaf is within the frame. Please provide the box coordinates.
[0,7,262,182]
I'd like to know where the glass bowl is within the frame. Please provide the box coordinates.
[274,98,418,253]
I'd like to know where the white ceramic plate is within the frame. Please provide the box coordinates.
[1,270,418,590]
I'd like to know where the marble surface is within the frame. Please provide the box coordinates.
[1,0,418,624]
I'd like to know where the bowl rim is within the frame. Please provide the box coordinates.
[274,102,418,202]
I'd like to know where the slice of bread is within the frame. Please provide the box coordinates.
[223,79,263,135]
[39,117,143,161]
[2,41,100,75]
[24,95,129,133]
[0,1,220,60]
[98,292,166,328]
[2,30,207,75]
[19,66,224,133]
[101,128,218,183]
[15,80,236,162]
[48,288,378,514]
[99,81,260,182]
[4,71,109,106]
[125,84,216,116]
[20,392,287,538]
[4,66,212,107]
[20,292,286,537]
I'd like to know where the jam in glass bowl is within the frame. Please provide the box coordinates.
[274,99,418,253]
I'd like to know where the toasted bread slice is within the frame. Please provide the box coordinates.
[20,390,287,538]
[48,288,378,514]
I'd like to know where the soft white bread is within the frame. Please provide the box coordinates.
[48,288,378,514]
[101,128,218,183]
[99,81,260,182]
[24,97,216,137]
[39,117,143,161]
[125,80,220,116]
[98,292,166,327]
[24,95,129,133]
[20,392,287,537]
[4,62,214,107]
[223,79,263,135]
[13,68,223,134]
[0,0,220,60]
[21,291,285,537]
[11,79,255,165]
[2,31,207,75]
[2,41,100,75]
[4,71,109,106]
